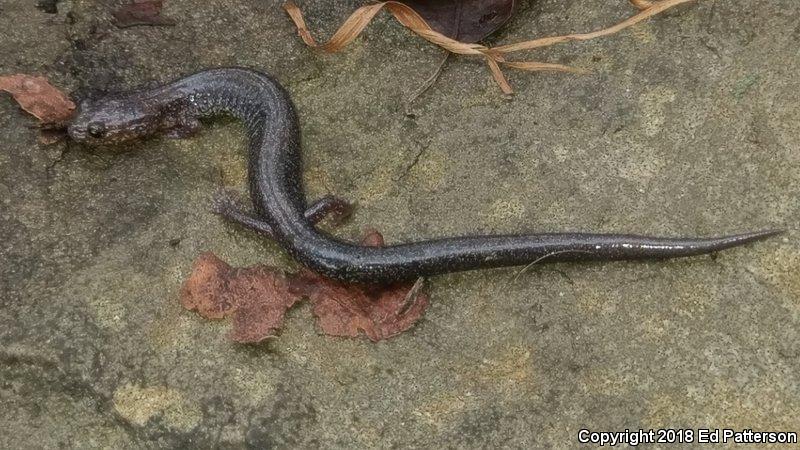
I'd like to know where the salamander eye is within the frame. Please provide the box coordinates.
[87,122,107,138]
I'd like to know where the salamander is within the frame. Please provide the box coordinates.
[67,68,780,283]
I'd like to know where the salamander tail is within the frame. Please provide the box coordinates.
[700,228,784,252]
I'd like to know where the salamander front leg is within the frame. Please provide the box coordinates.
[212,191,353,238]
[164,117,201,139]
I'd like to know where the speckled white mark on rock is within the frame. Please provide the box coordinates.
[357,166,394,202]
[639,87,677,137]
[630,23,655,44]
[113,384,201,431]
[552,145,570,163]
[229,367,279,403]
[409,151,446,192]
[412,393,469,427]
[615,143,665,183]
[749,245,800,320]
[488,198,526,222]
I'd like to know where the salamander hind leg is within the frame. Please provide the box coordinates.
[212,190,354,238]
[304,195,354,225]
[212,190,276,237]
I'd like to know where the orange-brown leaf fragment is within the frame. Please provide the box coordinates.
[180,252,302,343]
[290,229,429,342]
[294,272,429,342]
[113,0,176,28]
[181,230,429,343]
[226,265,301,343]
[180,252,238,319]
[0,74,75,124]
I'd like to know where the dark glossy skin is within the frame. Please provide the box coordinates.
[68,68,781,283]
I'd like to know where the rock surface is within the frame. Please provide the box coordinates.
[1,0,797,447]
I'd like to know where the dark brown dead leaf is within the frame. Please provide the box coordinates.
[399,0,515,43]
[0,74,75,125]
[290,229,429,342]
[180,252,302,343]
[113,0,176,28]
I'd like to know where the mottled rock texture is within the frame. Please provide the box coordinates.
[1,0,797,447]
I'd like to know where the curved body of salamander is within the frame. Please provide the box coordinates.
[68,68,780,283]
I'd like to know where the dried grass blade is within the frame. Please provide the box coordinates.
[283,0,697,94]
[494,0,696,53]
[283,1,387,52]
[503,61,586,74]
[485,58,514,95]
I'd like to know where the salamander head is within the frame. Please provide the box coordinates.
[68,97,164,144]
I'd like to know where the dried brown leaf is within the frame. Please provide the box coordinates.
[113,0,176,28]
[180,230,429,343]
[180,252,302,343]
[293,271,429,342]
[0,74,75,125]
[227,266,300,343]
[180,252,237,319]
[290,229,429,342]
